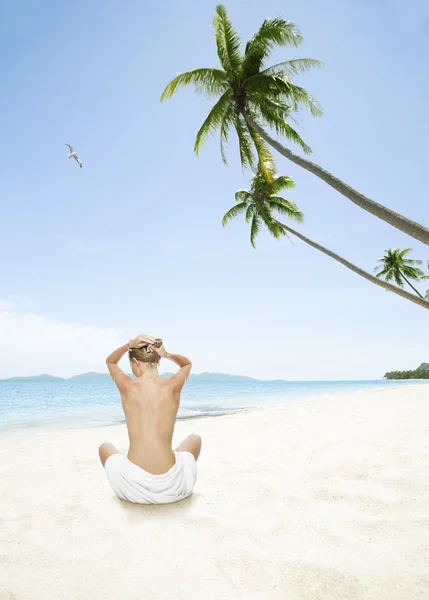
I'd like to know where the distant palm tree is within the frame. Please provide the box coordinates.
[222,172,429,310]
[375,249,427,299]
[161,4,429,247]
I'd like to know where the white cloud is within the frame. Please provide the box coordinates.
[0,302,123,379]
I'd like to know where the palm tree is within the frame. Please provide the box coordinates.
[426,261,429,300]
[375,249,427,299]
[222,172,429,310]
[161,5,429,247]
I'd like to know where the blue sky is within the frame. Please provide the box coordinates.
[0,0,428,379]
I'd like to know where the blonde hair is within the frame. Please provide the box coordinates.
[129,338,162,365]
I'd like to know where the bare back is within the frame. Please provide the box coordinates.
[120,375,183,474]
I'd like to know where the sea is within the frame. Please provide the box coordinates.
[0,378,426,439]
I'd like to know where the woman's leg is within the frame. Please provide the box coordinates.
[98,442,121,467]
[175,433,202,461]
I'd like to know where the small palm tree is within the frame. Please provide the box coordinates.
[161,5,429,247]
[223,172,303,248]
[375,249,427,299]
[222,172,429,310]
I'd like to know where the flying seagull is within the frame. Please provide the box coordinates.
[65,144,82,168]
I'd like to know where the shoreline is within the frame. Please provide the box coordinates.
[1,379,427,442]
[0,407,249,441]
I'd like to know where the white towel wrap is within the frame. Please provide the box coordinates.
[104,451,197,504]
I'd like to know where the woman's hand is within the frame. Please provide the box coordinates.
[150,340,168,358]
[129,334,157,349]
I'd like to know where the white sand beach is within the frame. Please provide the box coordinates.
[1,384,429,600]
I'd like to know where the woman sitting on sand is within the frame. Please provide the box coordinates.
[99,333,201,504]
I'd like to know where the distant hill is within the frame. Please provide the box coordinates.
[0,374,63,383]
[0,371,262,383]
[162,372,257,382]
[68,372,112,382]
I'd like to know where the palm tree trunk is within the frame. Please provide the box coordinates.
[242,109,429,247]
[399,271,425,298]
[273,219,429,311]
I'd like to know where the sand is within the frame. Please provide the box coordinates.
[1,384,429,600]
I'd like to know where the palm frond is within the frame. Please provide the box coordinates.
[213,5,242,74]
[245,204,255,223]
[247,125,276,183]
[232,112,257,172]
[375,268,394,281]
[249,95,312,154]
[235,189,252,203]
[272,220,291,241]
[194,90,232,155]
[222,201,248,227]
[249,94,291,116]
[269,197,304,223]
[397,248,412,257]
[246,188,283,239]
[394,271,404,287]
[269,175,295,194]
[254,198,275,228]
[259,58,323,78]
[160,68,228,101]
[251,18,303,49]
[248,94,291,128]
[219,106,233,164]
[402,258,423,267]
[247,74,322,117]
[374,265,388,276]
[291,87,323,118]
[258,208,283,241]
[401,266,425,279]
[246,73,291,96]
[243,18,303,77]
[265,223,283,240]
[250,214,262,248]
[274,120,312,154]
[268,221,287,240]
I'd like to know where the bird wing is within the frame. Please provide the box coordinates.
[65,144,74,153]
[74,155,82,168]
